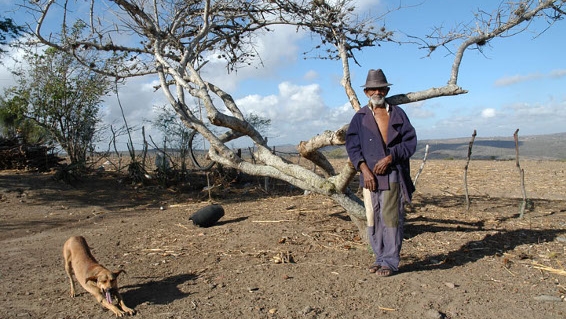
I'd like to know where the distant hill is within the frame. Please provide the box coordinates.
[272,132,566,161]
[415,132,566,160]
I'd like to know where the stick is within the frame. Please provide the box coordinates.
[464,130,476,211]
[177,223,189,230]
[251,220,294,223]
[532,262,566,276]
[514,129,528,218]
[206,172,212,202]
[413,144,429,188]
[503,265,516,276]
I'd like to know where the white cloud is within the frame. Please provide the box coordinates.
[237,82,326,122]
[416,97,566,140]
[494,69,566,87]
[0,65,15,92]
[235,94,279,120]
[481,108,496,118]
[550,69,566,78]
[0,44,28,91]
[201,24,305,92]
[505,98,565,117]
[98,76,167,150]
[494,73,543,87]
[304,70,319,81]
[236,81,355,145]
[280,82,326,120]
[405,101,434,119]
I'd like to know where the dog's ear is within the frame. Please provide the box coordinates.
[113,269,127,277]
[85,275,98,284]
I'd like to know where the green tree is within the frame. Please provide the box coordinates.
[151,104,193,174]
[151,104,271,172]
[0,95,47,143]
[4,22,113,167]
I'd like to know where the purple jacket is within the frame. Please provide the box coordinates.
[345,104,417,202]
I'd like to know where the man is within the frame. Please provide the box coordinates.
[345,69,417,277]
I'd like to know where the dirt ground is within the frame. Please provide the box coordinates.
[1,159,565,319]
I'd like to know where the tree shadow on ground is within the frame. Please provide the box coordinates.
[405,214,484,237]
[405,194,548,237]
[402,194,565,272]
[0,171,302,215]
[1,219,71,236]
[329,211,352,222]
[401,228,563,273]
[216,216,248,226]
[410,194,525,211]
[121,273,198,307]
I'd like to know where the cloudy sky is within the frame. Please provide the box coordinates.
[1,0,565,151]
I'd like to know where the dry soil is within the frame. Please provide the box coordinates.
[1,159,565,319]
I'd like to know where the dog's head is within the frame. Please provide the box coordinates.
[86,269,126,304]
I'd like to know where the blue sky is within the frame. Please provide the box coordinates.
[1,0,565,150]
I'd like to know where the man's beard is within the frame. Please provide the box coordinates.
[370,94,386,108]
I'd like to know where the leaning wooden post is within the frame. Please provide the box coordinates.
[464,130,477,211]
[206,172,212,202]
[413,144,430,188]
[514,129,528,218]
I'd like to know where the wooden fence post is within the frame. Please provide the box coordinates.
[464,130,477,211]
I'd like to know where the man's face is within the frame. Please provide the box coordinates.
[365,87,389,107]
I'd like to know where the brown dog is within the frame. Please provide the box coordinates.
[63,236,135,317]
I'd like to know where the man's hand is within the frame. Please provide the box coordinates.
[359,162,377,191]
[373,155,392,175]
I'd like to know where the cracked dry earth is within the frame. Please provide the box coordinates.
[1,159,565,319]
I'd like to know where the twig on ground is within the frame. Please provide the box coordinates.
[532,262,566,276]
[177,223,189,230]
[503,265,516,276]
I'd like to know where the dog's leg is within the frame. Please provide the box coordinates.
[117,293,136,316]
[63,250,76,297]
[100,298,127,317]
[111,271,135,315]
[83,281,130,317]
[86,287,127,317]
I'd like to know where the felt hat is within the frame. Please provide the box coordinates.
[361,69,392,88]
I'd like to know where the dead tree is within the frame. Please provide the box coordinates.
[21,0,565,237]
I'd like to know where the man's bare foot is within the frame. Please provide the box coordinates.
[375,267,394,277]
[368,264,381,273]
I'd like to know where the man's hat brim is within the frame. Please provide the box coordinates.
[362,69,392,88]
